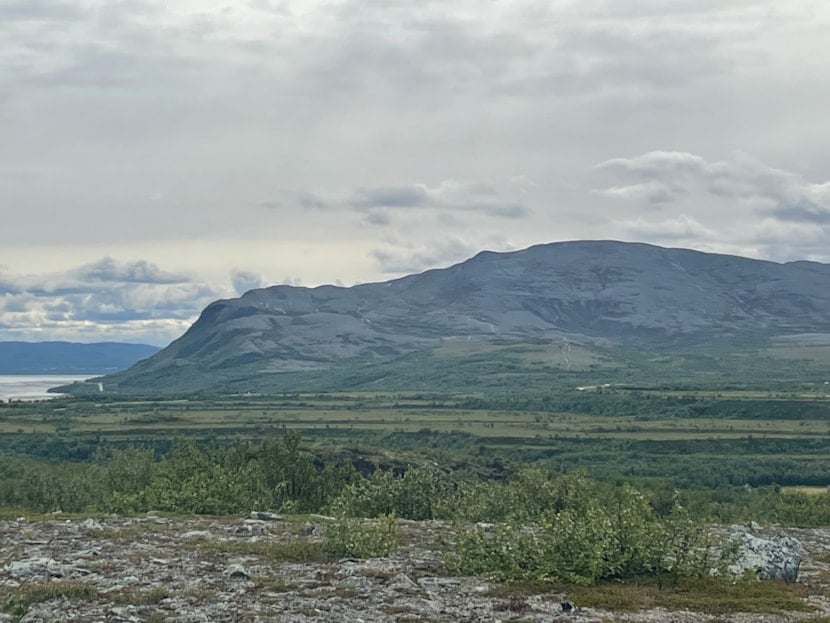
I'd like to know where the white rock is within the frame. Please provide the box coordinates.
[250,511,283,521]
[80,518,103,531]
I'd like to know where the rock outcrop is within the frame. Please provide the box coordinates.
[728,524,803,582]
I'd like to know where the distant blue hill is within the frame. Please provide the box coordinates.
[0,341,161,374]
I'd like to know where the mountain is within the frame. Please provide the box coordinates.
[0,341,160,374]
[81,241,830,394]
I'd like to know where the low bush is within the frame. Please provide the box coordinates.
[324,514,400,558]
[450,482,728,584]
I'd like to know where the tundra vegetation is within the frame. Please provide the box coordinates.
[1,382,829,619]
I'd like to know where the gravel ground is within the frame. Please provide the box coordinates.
[1,515,828,622]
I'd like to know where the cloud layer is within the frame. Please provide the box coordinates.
[2,0,829,341]
[0,258,237,344]
[293,178,532,226]
[595,151,830,261]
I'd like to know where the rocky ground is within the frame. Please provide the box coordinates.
[1,514,829,622]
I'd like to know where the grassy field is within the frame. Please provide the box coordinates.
[2,386,829,488]
[3,390,830,438]
[781,486,830,495]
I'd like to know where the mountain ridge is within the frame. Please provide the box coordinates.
[80,240,830,394]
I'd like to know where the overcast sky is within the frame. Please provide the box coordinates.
[2,0,829,345]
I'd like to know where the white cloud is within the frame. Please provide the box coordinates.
[596,151,830,262]
[596,151,830,218]
[593,181,678,204]
[616,214,718,242]
[0,258,225,345]
[285,179,531,225]
[231,270,265,296]
[372,234,516,275]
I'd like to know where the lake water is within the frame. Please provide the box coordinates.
[0,375,96,401]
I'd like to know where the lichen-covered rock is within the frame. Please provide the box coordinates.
[6,558,64,580]
[79,518,103,531]
[728,524,803,582]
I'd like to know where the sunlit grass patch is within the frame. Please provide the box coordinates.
[193,538,328,563]
[487,576,814,616]
[1,581,98,620]
[781,486,829,496]
[566,577,812,615]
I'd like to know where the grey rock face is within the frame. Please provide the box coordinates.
[728,525,803,582]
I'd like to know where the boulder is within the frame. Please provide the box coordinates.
[181,530,212,541]
[224,563,250,580]
[80,518,103,531]
[299,522,321,537]
[728,525,802,583]
[6,558,64,580]
[250,511,283,522]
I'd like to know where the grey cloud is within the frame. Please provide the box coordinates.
[231,270,265,295]
[0,295,29,313]
[309,180,531,224]
[372,242,473,275]
[491,14,731,98]
[485,204,529,219]
[0,258,225,345]
[597,152,708,179]
[2,0,830,345]
[372,235,515,275]
[750,220,830,263]
[596,152,830,221]
[297,10,532,98]
[0,280,21,296]
[0,0,82,21]
[594,182,677,205]
[363,210,392,226]
[596,0,745,18]
[350,186,431,209]
[769,202,830,225]
[299,192,332,211]
[322,2,729,103]
[24,46,146,90]
[616,214,717,243]
[74,258,188,284]
[49,283,217,322]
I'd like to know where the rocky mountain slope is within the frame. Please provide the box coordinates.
[87,241,830,394]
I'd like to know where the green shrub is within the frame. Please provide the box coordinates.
[451,480,719,584]
[330,465,455,520]
[323,514,400,558]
